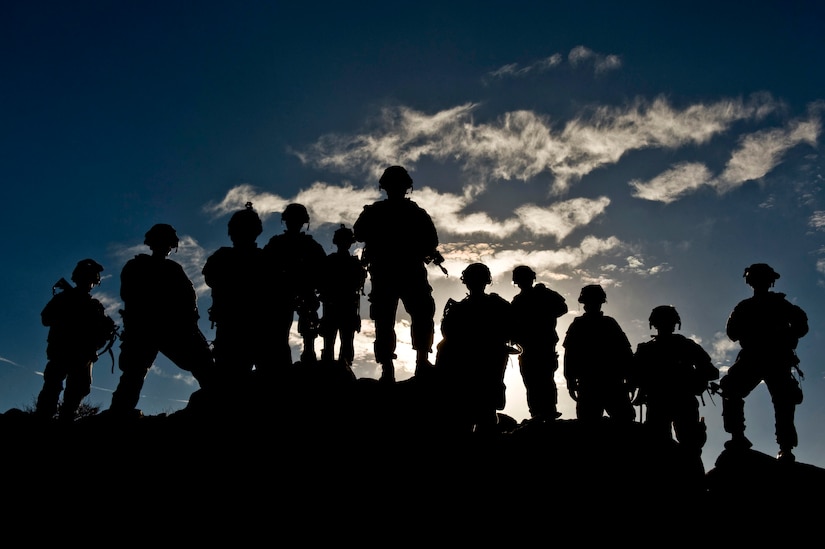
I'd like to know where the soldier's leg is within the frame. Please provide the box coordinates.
[35,355,67,418]
[339,326,356,365]
[719,362,761,449]
[369,284,399,381]
[319,314,336,362]
[520,350,558,419]
[673,401,706,456]
[272,303,296,367]
[163,328,216,390]
[575,390,602,422]
[403,284,435,367]
[767,374,802,458]
[59,358,93,421]
[110,334,157,413]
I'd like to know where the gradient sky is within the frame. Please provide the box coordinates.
[2,1,824,472]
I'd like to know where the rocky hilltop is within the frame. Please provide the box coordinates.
[3,361,823,539]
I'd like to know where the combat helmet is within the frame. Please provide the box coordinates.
[144,223,179,249]
[461,263,492,286]
[71,258,104,287]
[649,305,681,330]
[333,224,355,248]
[578,284,607,304]
[512,265,536,285]
[378,165,413,193]
[228,202,263,242]
[743,263,780,287]
[281,203,310,227]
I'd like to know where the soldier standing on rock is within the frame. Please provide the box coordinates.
[203,202,275,388]
[720,263,808,462]
[108,224,215,417]
[563,284,635,424]
[263,203,327,365]
[353,165,445,383]
[510,265,568,422]
[318,224,367,371]
[435,263,513,434]
[632,305,719,460]
[35,259,116,421]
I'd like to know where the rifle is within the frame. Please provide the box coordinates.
[425,250,448,276]
[52,277,73,295]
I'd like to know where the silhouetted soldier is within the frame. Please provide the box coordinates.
[563,284,635,423]
[35,259,116,421]
[108,224,215,416]
[720,263,808,462]
[633,305,719,459]
[263,203,326,365]
[203,202,274,386]
[353,165,444,383]
[318,224,367,369]
[435,263,513,433]
[510,265,568,422]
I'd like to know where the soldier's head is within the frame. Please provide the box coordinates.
[228,202,263,245]
[333,224,355,249]
[512,265,536,288]
[461,263,492,292]
[144,223,179,253]
[649,305,681,331]
[71,258,103,288]
[281,203,310,231]
[378,166,413,197]
[578,284,607,308]
[743,263,779,289]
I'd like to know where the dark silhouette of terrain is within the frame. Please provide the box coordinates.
[2,360,823,539]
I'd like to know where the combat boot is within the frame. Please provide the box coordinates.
[379,361,395,384]
[776,447,796,463]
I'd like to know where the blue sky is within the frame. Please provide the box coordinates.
[2,1,824,471]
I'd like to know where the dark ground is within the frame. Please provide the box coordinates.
[3,360,823,541]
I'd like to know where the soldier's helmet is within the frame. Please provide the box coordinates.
[228,202,263,241]
[512,265,536,285]
[71,258,104,286]
[281,203,310,226]
[333,224,355,248]
[144,223,179,249]
[743,263,780,287]
[578,284,607,304]
[649,305,681,330]
[461,263,492,287]
[378,165,413,193]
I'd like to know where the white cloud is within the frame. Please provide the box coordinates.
[294,94,782,196]
[630,114,820,202]
[568,46,622,73]
[484,53,564,82]
[629,162,712,203]
[515,196,611,241]
[713,117,820,193]
[809,211,825,230]
[710,331,739,365]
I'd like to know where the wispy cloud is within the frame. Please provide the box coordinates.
[483,46,620,84]
[484,53,563,82]
[568,45,622,74]
[629,114,820,203]
[293,94,783,196]
[809,211,825,230]
[629,162,712,203]
[0,356,24,369]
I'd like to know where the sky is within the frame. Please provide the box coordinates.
[2,1,824,472]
